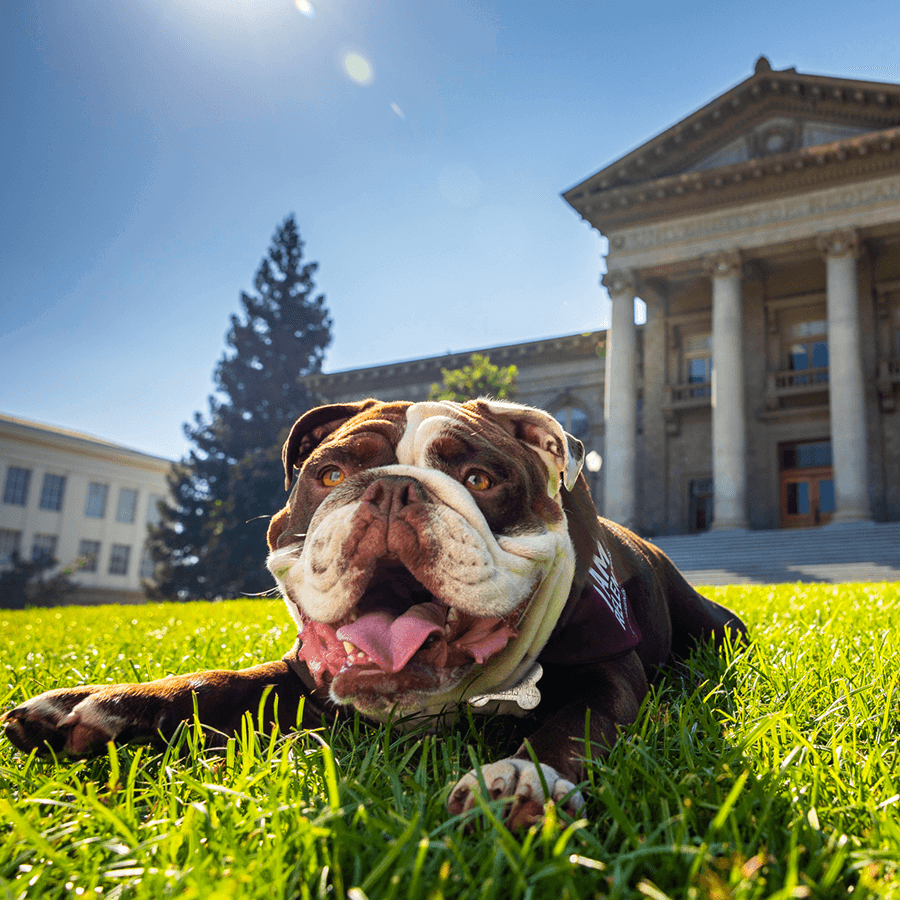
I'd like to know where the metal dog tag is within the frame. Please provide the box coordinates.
[468,662,543,710]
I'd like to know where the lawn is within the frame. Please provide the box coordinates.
[1,583,898,899]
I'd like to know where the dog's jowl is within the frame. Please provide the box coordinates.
[3,399,746,828]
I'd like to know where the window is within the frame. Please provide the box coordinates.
[85,482,109,519]
[784,312,828,384]
[78,539,101,572]
[39,474,66,511]
[140,547,156,579]
[109,544,131,575]
[780,441,832,470]
[895,305,900,357]
[116,488,138,524]
[689,477,713,533]
[3,467,31,506]
[552,406,591,444]
[0,529,22,566]
[146,494,163,527]
[785,481,810,515]
[31,533,58,564]
[683,334,712,398]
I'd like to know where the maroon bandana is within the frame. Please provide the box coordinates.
[539,537,642,665]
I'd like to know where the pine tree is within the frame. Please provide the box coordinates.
[149,216,332,599]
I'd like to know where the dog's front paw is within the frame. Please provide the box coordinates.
[2,687,121,756]
[448,759,585,830]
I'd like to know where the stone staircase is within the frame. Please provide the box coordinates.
[649,521,900,586]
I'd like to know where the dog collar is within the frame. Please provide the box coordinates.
[411,522,575,718]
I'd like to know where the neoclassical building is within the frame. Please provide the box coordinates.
[307,59,900,536]
[564,57,900,533]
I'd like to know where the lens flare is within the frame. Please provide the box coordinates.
[293,0,315,17]
[390,102,406,120]
[343,53,373,85]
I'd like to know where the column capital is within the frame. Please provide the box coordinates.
[702,249,742,279]
[602,269,637,298]
[816,227,859,259]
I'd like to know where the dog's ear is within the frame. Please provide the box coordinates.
[465,399,585,494]
[282,400,380,489]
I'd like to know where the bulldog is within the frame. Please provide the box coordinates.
[3,399,746,828]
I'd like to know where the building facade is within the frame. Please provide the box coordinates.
[307,59,900,536]
[0,413,173,603]
[564,57,900,534]
[304,332,610,506]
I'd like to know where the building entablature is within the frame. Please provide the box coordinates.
[601,172,900,278]
[303,331,606,398]
[0,414,171,475]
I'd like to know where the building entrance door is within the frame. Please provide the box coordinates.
[779,440,834,528]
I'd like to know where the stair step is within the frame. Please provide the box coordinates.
[648,522,900,585]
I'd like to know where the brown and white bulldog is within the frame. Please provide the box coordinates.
[3,399,746,828]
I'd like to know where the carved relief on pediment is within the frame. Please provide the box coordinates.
[686,118,870,174]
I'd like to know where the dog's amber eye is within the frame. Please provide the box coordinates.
[465,471,492,491]
[321,468,345,488]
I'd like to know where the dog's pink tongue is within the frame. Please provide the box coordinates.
[336,603,445,673]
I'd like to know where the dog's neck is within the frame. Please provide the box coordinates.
[400,516,577,720]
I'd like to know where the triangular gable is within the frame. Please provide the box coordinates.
[567,57,900,194]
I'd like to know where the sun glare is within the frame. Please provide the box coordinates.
[293,0,315,18]
[343,52,374,85]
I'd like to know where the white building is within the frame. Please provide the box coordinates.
[0,413,173,603]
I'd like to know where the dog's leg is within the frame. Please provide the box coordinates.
[448,654,648,829]
[2,662,314,756]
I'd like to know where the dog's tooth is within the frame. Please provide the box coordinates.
[343,641,356,655]
[447,608,459,623]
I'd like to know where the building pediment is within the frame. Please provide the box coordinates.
[564,58,900,232]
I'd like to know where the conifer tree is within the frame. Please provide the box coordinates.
[149,216,331,599]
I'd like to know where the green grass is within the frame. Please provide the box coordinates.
[1,583,899,899]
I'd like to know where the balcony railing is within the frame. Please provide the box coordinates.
[665,382,712,409]
[663,382,711,433]
[768,367,829,395]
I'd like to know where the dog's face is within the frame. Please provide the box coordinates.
[266,399,584,716]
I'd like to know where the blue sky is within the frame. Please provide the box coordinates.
[2,1,899,461]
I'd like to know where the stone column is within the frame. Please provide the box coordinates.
[602,270,637,529]
[705,250,748,530]
[816,229,871,523]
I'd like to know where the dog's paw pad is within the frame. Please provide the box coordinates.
[2,690,116,755]
[448,759,585,827]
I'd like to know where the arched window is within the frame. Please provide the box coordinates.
[552,406,591,444]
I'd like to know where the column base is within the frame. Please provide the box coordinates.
[712,520,749,532]
[827,510,874,526]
